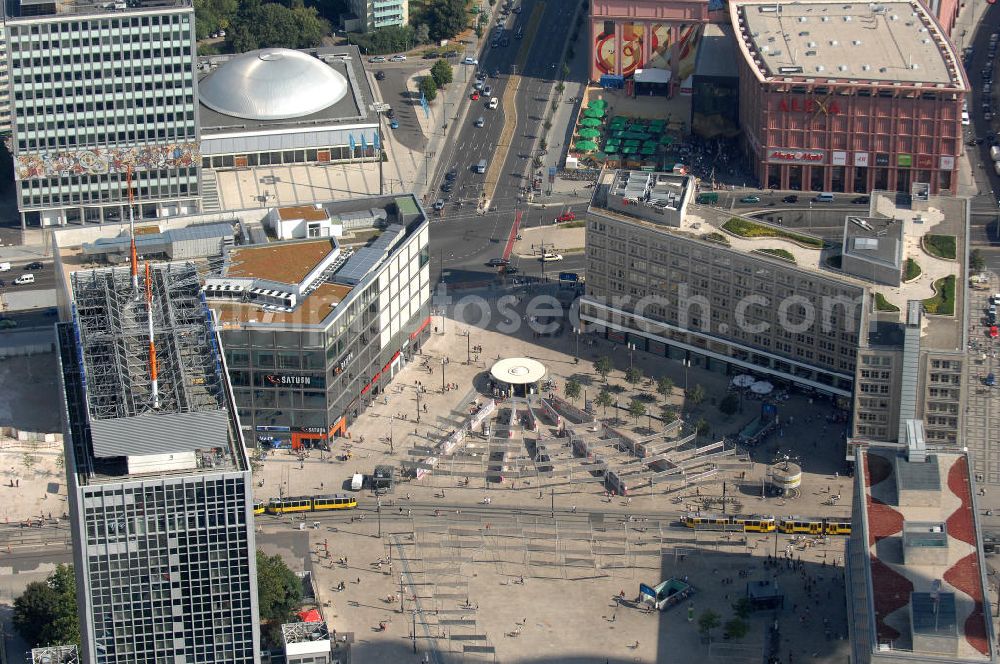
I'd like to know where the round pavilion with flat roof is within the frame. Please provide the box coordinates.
[490,357,547,397]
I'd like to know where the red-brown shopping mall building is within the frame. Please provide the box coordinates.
[730,0,966,194]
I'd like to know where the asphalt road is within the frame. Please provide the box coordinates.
[427,0,582,286]
[0,257,55,292]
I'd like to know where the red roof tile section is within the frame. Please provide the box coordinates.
[865,452,893,488]
[866,493,904,547]
[869,555,913,642]
[945,552,989,655]
[946,456,976,547]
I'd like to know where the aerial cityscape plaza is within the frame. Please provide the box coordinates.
[4,0,1000,662]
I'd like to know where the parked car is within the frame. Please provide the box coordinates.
[504,265,519,274]
[987,373,996,387]
[441,182,454,192]
[781,194,799,203]
[385,108,395,119]
[25,262,42,270]
[487,258,510,267]
[389,119,399,129]
[0,318,15,330]
[369,56,387,63]
[852,196,870,205]
[389,55,407,62]
[555,212,576,222]
[739,195,761,204]
[433,199,446,211]
[470,91,480,100]
[445,169,458,181]
[462,57,478,65]
[375,70,386,81]
[541,253,564,262]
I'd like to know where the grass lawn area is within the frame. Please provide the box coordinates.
[755,248,796,262]
[923,275,956,315]
[874,293,900,312]
[904,258,922,281]
[703,232,730,245]
[722,217,823,248]
[923,234,957,260]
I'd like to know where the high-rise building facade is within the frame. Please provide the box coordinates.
[5,0,201,228]
[56,263,260,663]
[346,0,407,32]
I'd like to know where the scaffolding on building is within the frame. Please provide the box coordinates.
[70,263,225,420]
[30,645,80,664]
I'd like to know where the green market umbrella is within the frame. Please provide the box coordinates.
[579,117,603,128]
[584,108,606,118]
[659,134,675,145]
[604,144,619,153]
[640,144,657,155]
[621,145,638,155]
[624,139,641,147]
[574,140,598,152]
[604,138,621,147]
[578,128,601,138]
[588,99,607,108]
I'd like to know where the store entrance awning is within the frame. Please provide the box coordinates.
[634,68,672,84]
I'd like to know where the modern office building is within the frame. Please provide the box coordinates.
[197,47,381,180]
[56,262,260,663]
[847,434,995,662]
[729,0,966,194]
[204,194,430,450]
[582,169,967,449]
[5,0,201,228]
[343,0,408,33]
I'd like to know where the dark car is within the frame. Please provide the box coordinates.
[504,265,519,274]
[385,108,395,119]
[782,194,799,203]
[440,182,454,192]
[375,70,386,81]
[25,262,42,270]
[487,258,509,267]
[852,196,870,205]
[445,169,458,181]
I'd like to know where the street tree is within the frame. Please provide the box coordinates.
[419,75,438,102]
[565,379,582,402]
[628,399,646,424]
[625,366,644,387]
[595,389,614,416]
[13,564,78,648]
[695,417,710,438]
[656,376,674,400]
[594,356,613,382]
[971,249,986,273]
[718,392,739,416]
[660,404,678,423]
[698,610,721,643]
[561,63,570,80]
[256,551,302,625]
[724,617,749,640]
[423,0,468,42]
[22,453,36,472]
[688,383,706,405]
[731,597,753,620]
[431,59,453,88]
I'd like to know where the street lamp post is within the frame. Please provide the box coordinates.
[683,356,691,395]
[441,358,446,392]
[627,342,636,373]
[416,387,421,423]
[389,414,394,455]
[573,327,580,360]
[377,495,382,538]
[465,330,471,364]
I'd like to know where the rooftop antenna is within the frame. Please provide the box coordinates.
[144,262,160,409]
[127,166,139,295]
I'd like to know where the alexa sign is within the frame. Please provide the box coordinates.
[767,148,825,164]
[778,98,841,115]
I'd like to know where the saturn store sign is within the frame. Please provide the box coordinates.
[766,149,825,165]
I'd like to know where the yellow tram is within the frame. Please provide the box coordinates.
[682,514,850,536]
[264,494,358,515]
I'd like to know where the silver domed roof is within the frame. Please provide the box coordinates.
[199,49,349,121]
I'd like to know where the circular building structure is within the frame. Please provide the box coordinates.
[769,460,802,497]
[489,357,547,397]
[199,48,349,120]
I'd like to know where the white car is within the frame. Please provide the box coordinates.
[369,56,387,63]
[488,97,499,110]
[483,85,492,97]
[462,57,478,65]
[390,54,407,62]
[541,253,563,262]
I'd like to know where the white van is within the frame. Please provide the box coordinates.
[0,263,10,272]
[488,97,499,110]
[14,274,34,285]
[475,159,487,174]
[814,192,835,203]
[351,473,364,491]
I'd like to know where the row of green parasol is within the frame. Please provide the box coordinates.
[579,117,602,128]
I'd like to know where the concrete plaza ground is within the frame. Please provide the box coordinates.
[255,291,857,663]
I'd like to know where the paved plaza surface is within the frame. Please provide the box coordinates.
[255,290,857,662]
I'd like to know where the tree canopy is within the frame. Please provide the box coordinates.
[229,0,328,52]
[565,379,582,401]
[593,356,613,381]
[656,376,674,399]
[256,551,302,624]
[627,399,646,422]
[419,75,438,102]
[347,25,416,55]
[194,0,238,40]
[14,564,79,648]
[595,389,614,415]
[718,392,739,416]
[625,366,644,386]
[431,59,454,88]
[421,0,468,42]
